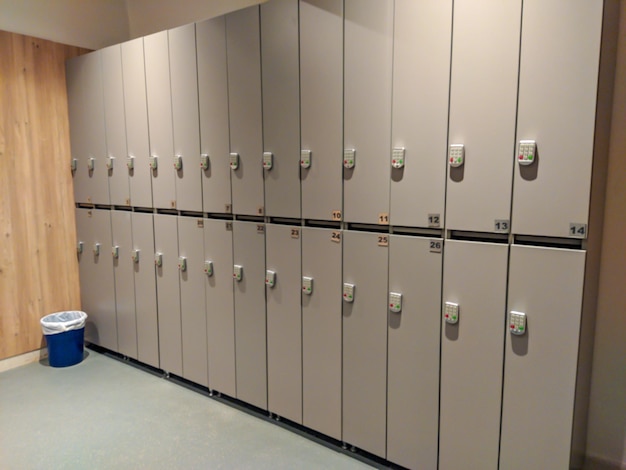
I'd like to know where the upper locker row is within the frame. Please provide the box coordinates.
[67,0,606,238]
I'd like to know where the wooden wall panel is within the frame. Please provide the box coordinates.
[0,31,88,360]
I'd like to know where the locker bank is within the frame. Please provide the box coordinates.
[2,0,625,469]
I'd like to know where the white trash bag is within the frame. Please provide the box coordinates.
[40,311,87,335]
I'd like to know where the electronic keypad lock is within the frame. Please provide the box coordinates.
[302,276,313,295]
[200,154,209,171]
[149,156,158,170]
[71,158,78,172]
[233,265,243,281]
[265,270,276,287]
[300,150,311,169]
[177,256,187,272]
[87,157,95,171]
[518,140,536,166]
[92,243,101,256]
[204,260,213,276]
[448,145,464,168]
[173,155,183,171]
[263,152,273,170]
[132,249,140,263]
[389,292,402,313]
[391,148,405,169]
[343,149,356,169]
[229,153,239,170]
[127,156,135,170]
[343,283,355,302]
[444,302,459,324]
[509,311,527,335]
[106,157,115,170]
[154,252,163,267]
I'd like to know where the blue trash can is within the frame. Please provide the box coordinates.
[40,311,88,368]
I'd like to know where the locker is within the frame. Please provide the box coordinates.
[122,38,153,209]
[169,24,202,213]
[266,224,302,423]
[75,208,117,350]
[101,45,129,207]
[204,219,236,396]
[178,217,208,386]
[300,0,343,222]
[196,17,232,214]
[153,214,182,376]
[301,226,342,440]
[390,0,452,229]
[144,31,176,210]
[111,211,137,358]
[342,230,388,458]
[500,245,586,469]
[131,212,159,369]
[66,52,109,205]
[387,235,441,469]
[226,7,265,216]
[261,0,301,218]
[512,0,604,238]
[446,0,521,233]
[343,0,393,225]
[439,240,509,469]
[232,221,267,409]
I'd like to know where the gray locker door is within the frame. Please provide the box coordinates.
[111,211,137,358]
[204,219,236,396]
[342,230,388,458]
[343,0,393,225]
[300,0,343,222]
[144,31,176,210]
[153,214,182,376]
[131,212,159,369]
[390,0,452,229]
[75,208,117,350]
[170,24,202,213]
[122,38,153,209]
[440,240,508,469]
[512,1,604,238]
[66,52,109,205]
[261,0,301,219]
[226,7,265,217]
[387,235,442,469]
[266,224,302,423]
[500,245,586,469]
[446,0,521,233]
[301,227,342,440]
[233,221,267,409]
[101,45,129,207]
[196,17,232,214]
[178,217,208,386]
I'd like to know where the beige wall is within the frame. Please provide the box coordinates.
[126,0,268,39]
[0,0,130,49]
[0,0,266,49]
[586,1,626,467]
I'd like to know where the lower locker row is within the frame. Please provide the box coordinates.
[75,207,587,470]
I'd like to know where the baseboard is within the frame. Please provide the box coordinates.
[584,455,626,470]
[0,348,48,373]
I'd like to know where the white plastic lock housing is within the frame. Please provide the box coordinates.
[300,150,311,169]
[343,149,356,169]
[448,144,464,168]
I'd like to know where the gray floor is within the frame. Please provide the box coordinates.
[0,350,373,470]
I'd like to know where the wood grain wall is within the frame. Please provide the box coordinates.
[0,31,88,360]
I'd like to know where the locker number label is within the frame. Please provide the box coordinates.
[225,204,232,214]
[377,235,389,247]
[429,240,443,253]
[256,224,265,233]
[225,222,233,231]
[331,210,342,221]
[569,223,587,239]
[257,206,264,216]
[494,219,510,233]
[428,214,441,228]
[291,228,300,239]
[197,220,204,228]
[331,231,341,243]
[378,213,389,225]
